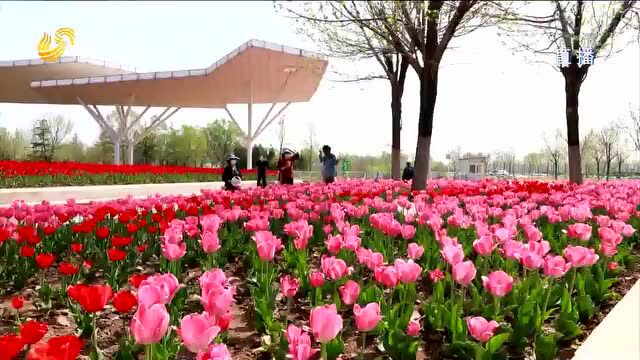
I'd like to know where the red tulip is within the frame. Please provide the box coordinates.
[137,244,148,253]
[19,320,48,345]
[20,246,35,258]
[59,262,79,276]
[70,243,83,253]
[107,248,127,262]
[96,226,110,239]
[67,284,112,313]
[27,334,84,360]
[129,274,150,288]
[11,295,25,310]
[111,235,132,247]
[0,333,24,360]
[35,253,55,269]
[113,290,138,313]
[608,262,619,271]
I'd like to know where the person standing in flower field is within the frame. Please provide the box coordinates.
[278,148,299,185]
[222,154,242,191]
[256,155,269,188]
[319,145,339,184]
[402,162,415,182]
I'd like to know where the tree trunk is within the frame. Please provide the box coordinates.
[412,67,438,191]
[390,87,402,180]
[595,160,601,179]
[564,70,583,184]
[554,161,558,180]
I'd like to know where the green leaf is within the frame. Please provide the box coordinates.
[325,337,344,360]
[485,333,510,354]
[534,333,558,360]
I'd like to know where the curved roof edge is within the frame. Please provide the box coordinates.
[0,56,137,73]
[30,39,327,89]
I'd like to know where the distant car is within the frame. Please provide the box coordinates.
[489,170,510,178]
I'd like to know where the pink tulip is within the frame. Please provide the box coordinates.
[321,256,350,281]
[200,214,222,233]
[177,312,221,353]
[564,245,599,267]
[339,280,360,305]
[608,262,619,271]
[196,343,232,360]
[520,249,544,269]
[429,268,445,283]
[280,275,300,298]
[482,271,513,297]
[130,303,170,344]
[253,231,283,261]
[286,325,319,360]
[501,240,523,260]
[309,271,325,288]
[543,256,571,278]
[343,235,361,252]
[611,220,626,234]
[199,269,230,293]
[622,224,636,237]
[325,234,343,255]
[473,235,495,256]
[596,215,611,228]
[600,242,617,256]
[356,247,384,270]
[401,224,416,240]
[374,265,399,288]
[138,273,181,306]
[523,225,542,242]
[524,240,551,257]
[452,260,476,286]
[394,259,422,284]
[598,227,622,246]
[467,316,499,343]
[323,224,333,235]
[407,243,424,260]
[406,320,421,337]
[161,241,186,261]
[567,223,592,241]
[493,227,511,243]
[200,231,220,254]
[441,244,464,265]
[201,283,235,317]
[309,304,343,343]
[353,303,382,332]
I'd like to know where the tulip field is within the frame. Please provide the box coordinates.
[0,160,276,188]
[0,179,638,360]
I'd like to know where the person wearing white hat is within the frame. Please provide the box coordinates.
[222,154,242,191]
[278,148,299,185]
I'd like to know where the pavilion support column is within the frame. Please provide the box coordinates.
[246,96,253,169]
[113,136,121,165]
[126,139,135,165]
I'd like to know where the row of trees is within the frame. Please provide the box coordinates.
[280,0,639,190]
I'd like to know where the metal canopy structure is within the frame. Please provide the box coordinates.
[0,39,328,167]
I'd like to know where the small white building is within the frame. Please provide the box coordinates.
[457,155,488,180]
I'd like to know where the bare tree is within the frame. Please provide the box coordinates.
[597,123,620,180]
[446,146,462,174]
[544,129,566,179]
[279,1,410,180]
[294,1,510,190]
[48,115,73,156]
[614,138,629,175]
[500,0,639,184]
[628,106,640,151]
[278,115,286,155]
[306,121,316,172]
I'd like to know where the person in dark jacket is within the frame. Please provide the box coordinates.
[278,148,299,185]
[222,154,242,191]
[402,162,414,182]
[319,145,339,184]
[256,155,269,188]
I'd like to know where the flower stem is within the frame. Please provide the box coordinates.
[493,296,501,318]
[360,332,367,360]
[145,343,155,360]
[321,343,328,360]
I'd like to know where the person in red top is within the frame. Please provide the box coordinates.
[278,148,299,185]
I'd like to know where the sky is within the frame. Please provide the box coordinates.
[0,1,638,161]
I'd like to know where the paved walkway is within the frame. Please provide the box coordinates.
[573,279,640,359]
[0,181,286,205]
